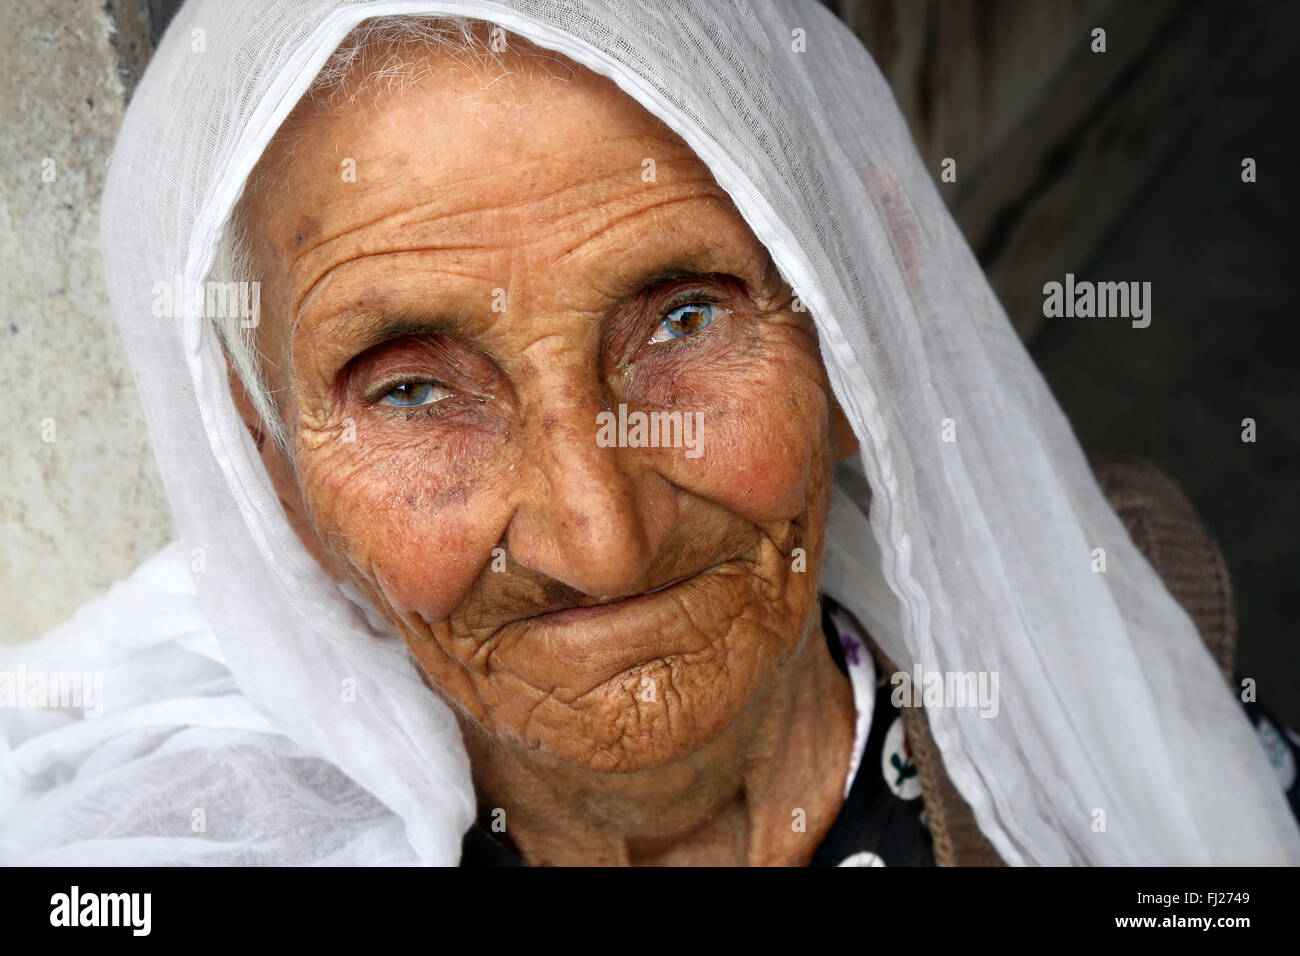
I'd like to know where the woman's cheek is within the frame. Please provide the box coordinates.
[693,408,816,521]
[654,365,826,523]
[624,313,828,522]
[296,418,507,620]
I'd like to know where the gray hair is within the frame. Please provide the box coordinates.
[210,15,570,456]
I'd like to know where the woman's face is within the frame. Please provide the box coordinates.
[241,40,854,773]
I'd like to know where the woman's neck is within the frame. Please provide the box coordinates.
[454,609,857,866]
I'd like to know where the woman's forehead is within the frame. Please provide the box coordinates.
[256,27,662,190]
[240,40,768,347]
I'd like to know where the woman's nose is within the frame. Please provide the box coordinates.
[503,386,678,598]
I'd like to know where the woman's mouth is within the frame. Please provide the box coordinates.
[487,558,751,692]
[516,569,706,627]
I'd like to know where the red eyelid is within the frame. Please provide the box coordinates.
[653,274,742,308]
[346,335,498,401]
[663,297,719,316]
[347,344,429,400]
[604,277,737,358]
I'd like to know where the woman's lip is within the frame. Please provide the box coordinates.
[515,570,706,627]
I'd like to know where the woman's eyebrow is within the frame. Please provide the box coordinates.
[331,274,703,356]
[613,250,763,300]
[326,310,464,356]
[320,250,760,356]
[634,265,716,290]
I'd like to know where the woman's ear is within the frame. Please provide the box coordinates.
[227,359,269,454]
[225,361,301,508]
[830,396,860,462]
[225,360,342,580]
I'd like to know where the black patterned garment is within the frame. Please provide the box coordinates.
[459,594,1300,866]
[807,594,934,866]
[1240,694,1300,821]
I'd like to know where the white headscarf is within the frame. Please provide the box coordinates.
[3,0,1297,865]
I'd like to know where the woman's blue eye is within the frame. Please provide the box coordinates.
[648,302,716,344]
[378,381,448,407]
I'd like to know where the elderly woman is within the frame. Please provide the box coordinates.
[2,0,1298,866]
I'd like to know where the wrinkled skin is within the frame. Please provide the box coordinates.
[231,33,861,865]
